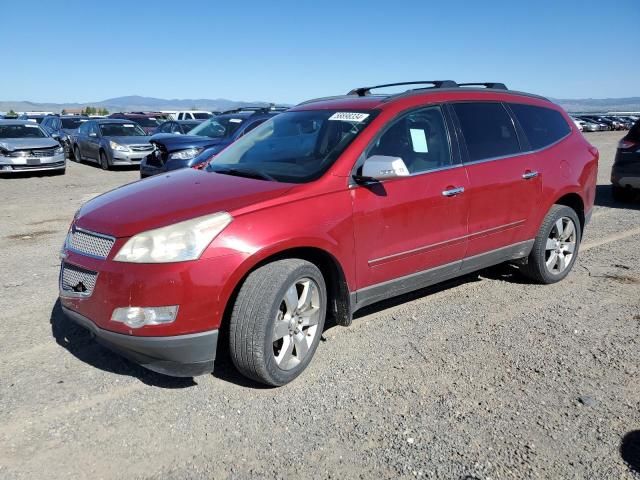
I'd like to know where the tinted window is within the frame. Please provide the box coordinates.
[626,120,640,142]
[366,105,452,174]
[61,118,87,129]
[509,104,570,150]
[78,122,90,135]
[99,123,146,136]
[0,123,47,138]
[453,102,520,162]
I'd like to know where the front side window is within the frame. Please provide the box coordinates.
[364,105,452,174]
[99,123,146,136]
[509,104,571,150]
[453,102,520,162]
[0,123,47,138]
[61,118,86,129]
[206,110,377,183]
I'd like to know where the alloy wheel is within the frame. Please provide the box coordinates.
[545,216,577,274]
[272,277,321,370]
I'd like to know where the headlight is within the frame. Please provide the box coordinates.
[55,146,64,155]
[114,212,233,263]
[109,141,130,152]
[169,147,203,160]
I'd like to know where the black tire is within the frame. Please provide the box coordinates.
[73,145,81,162]
[229,258,327,386]
[612,186,634,203]
[99,150,110,170]
[520,204,581,284]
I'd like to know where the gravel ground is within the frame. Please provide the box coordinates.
[0,131,638,479]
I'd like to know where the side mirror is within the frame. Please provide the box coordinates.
[358,155,410,181]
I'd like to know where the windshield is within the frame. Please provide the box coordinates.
[192,112,212,119]
[206,110,377,183]
[129,117,161,127]
[61,118,87,129]
[0,123,47,138]
[99,123,146,136]
[189,116,246,138]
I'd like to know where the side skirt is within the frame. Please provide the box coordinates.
[350,240,534,313]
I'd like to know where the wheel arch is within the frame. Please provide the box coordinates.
[219,245,353,338]
[553,191,585,232]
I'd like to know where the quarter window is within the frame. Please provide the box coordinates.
[453,102,520,162]
[366,105,452,174]
[509,103,571,150]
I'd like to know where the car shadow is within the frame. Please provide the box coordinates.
[0,170,65,179]
[595,184,640,210]
[621,430,640,473]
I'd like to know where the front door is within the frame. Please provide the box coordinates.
[351,105,469,307]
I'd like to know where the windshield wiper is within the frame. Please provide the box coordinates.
[211,167,275,181]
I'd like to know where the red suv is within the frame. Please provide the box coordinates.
[59,81,598,386]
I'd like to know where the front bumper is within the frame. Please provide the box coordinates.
[0,153,66,172]
[111,150,153,165]
[62,306,218,377]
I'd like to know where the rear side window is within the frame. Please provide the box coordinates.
[509,103,570,150]
[453,102,520,162]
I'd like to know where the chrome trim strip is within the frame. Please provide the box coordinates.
[368,219,525,266]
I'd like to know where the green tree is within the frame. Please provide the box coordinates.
[7,109,16,116]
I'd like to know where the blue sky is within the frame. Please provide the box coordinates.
[2,0,638,103]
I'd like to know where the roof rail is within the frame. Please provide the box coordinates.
[221,104,289,115]
[458,82,508,90]
[348,81,458,97]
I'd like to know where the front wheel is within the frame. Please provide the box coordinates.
[99,151,110,170]
[229,259,327,386]
[520,205,581,284]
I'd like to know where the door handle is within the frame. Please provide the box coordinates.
[522,170,539,180]
[442,186,465,197]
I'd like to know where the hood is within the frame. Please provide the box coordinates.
[76,168,293,237]
[0,138,59,151]
[106,135,151,145]
[150,134,225,152]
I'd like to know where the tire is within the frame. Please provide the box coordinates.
[99,150,110,170]
[229,259,327,386]
[73,145,81,162]
[520,205,581,284]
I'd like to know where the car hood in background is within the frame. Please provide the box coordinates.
[150,134,226,153]
[105,135,151,145]
[0,138,60,151]
[75,168,293,237]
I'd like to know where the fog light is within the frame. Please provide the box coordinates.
[111,306,179,328]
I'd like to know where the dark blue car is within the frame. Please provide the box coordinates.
[140,107,287,178]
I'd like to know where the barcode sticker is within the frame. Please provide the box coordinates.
[328,112,370,122]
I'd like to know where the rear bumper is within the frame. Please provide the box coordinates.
[62,305,218,377]
[611,160,640,189]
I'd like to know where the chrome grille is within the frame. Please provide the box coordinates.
[67,228,115,259]
[60,263,98,296]
[130,145,153,152]
[8,147,58,158]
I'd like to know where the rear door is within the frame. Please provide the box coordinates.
[450,102,541,260]
[86,123,101,161]
[351,105,469,305]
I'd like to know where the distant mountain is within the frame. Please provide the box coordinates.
[553,97,640,113]
[0,95,277,114]
[1,95,639,114]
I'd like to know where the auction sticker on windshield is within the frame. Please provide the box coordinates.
[123,124,135,127]
[328,112,370,122]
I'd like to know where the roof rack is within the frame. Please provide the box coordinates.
[458,82,508,90]
[347,81,458,97]
[220,104,289,115]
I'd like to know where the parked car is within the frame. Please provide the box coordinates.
[0,120,65,174]
[17,113,47,124]
[571,118,584,131]
[71,119,153,170]
[58,80,598,386]
[172,111,214,121]
[611,119,640,201]
[153,120,202,135]
[108,113,165,135]
[140,107,286,178]
[41,115,89,158]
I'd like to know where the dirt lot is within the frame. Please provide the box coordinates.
[0,131,638,479]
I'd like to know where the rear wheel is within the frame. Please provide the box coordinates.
[229,259,327,386]
[612,186,634,202]
[99,151,110,170]
[520,205,581,284]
